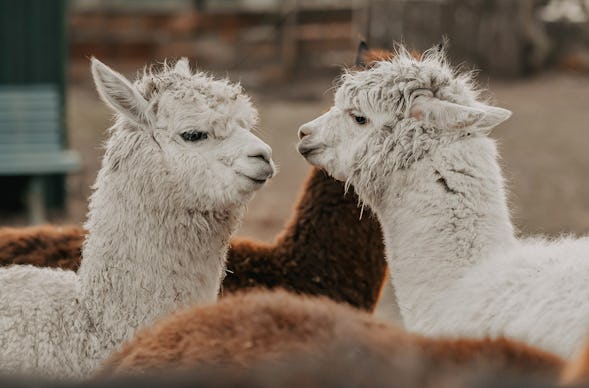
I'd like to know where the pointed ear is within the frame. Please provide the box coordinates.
[91,57,150,126]
[410,96,511,135]
[472,102,512,131]
[355,41,370,67]
[174,57,191,77]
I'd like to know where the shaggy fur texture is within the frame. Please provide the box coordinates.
[0,58,274,379]
[297,44,589,358]
[100,290,562,383]
[0,168,387,311]
[0,343,563,388]
[224,168,387,310]
[0,225,84,270]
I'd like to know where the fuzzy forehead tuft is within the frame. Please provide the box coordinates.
[133,59,257,136]
[335,45,481,118]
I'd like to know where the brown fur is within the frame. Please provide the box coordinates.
[355,45,419,69]
[100,289,563,383]
[0,224,84,271]
[360,48,395,65]
[561,335,589,385]
[0,345,563,387]
[0,168,387,311]
[224,169,387,310]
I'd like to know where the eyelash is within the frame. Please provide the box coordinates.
[349,112,368,125]
[180,131,208,142]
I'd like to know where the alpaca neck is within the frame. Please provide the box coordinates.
[78,161,242,346]
[374,138,516,327]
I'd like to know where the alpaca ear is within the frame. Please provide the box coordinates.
[91,57,150,126]
[354,42,394,68]
[410,96,511,135]
[174,58,191,77]
[355,41,370,67]
[472,102,512,131]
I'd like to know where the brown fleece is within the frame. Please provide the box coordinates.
[224,169,387,310]
[0,168,388,311]
[360,48,395,65]
[0,225,84,271]
[355,46,419,69]
[100,289,563,382]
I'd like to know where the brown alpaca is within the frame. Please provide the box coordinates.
[0,342,562,388]
[0,224,84,270]
[0,168,387,311]
[100,289,563,383]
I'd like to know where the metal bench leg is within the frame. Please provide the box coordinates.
[27,176,46,224]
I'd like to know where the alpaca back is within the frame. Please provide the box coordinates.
[101,290,562,382]
[423,236,589,358]
[0,225,83,270]
[100,289,395,374]
[0,266,94,378]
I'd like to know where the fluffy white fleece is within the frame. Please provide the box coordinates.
[298,44,589,358]
[0,58,274,379]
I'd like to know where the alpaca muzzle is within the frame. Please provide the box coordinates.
[297,142,325,159]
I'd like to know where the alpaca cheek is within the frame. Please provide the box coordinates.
[323,152,350,182]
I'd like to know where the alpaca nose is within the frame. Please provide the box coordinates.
[298,124,313,140]
[248,143,272,164]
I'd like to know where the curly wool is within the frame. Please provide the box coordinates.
[306,44,589,358]
[338,46,484,207]
[0,58,269,379]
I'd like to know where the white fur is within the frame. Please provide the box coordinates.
[298,45,589,358]
[0,58,274,379]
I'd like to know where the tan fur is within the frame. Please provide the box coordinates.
[100,290,563,382]
[0,168,387,311]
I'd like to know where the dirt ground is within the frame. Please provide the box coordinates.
[4,70,589,323]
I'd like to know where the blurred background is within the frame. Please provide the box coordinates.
[1,0,589,320]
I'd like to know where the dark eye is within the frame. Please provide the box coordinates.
[181,131,208,142]
[350,113,368,125]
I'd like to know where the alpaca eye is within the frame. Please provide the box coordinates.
[181,131,208,142]
[350,113,368,125]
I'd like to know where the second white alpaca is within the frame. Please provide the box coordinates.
[0,58,274,378]
[297,45,589,358]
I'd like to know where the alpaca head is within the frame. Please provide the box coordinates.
[297,45,510,205]
[91,58,275,211]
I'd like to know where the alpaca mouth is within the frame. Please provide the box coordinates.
[297,143,324,158]
[237,173,268,185]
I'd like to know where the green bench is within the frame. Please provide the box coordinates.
[0,85,80,223]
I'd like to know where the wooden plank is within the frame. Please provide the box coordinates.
[0,134,61,145]
[0,150,80,174]
[0,86,63,151]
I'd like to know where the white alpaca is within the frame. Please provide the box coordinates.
[0,58,274,379]
[297,45,589,358]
